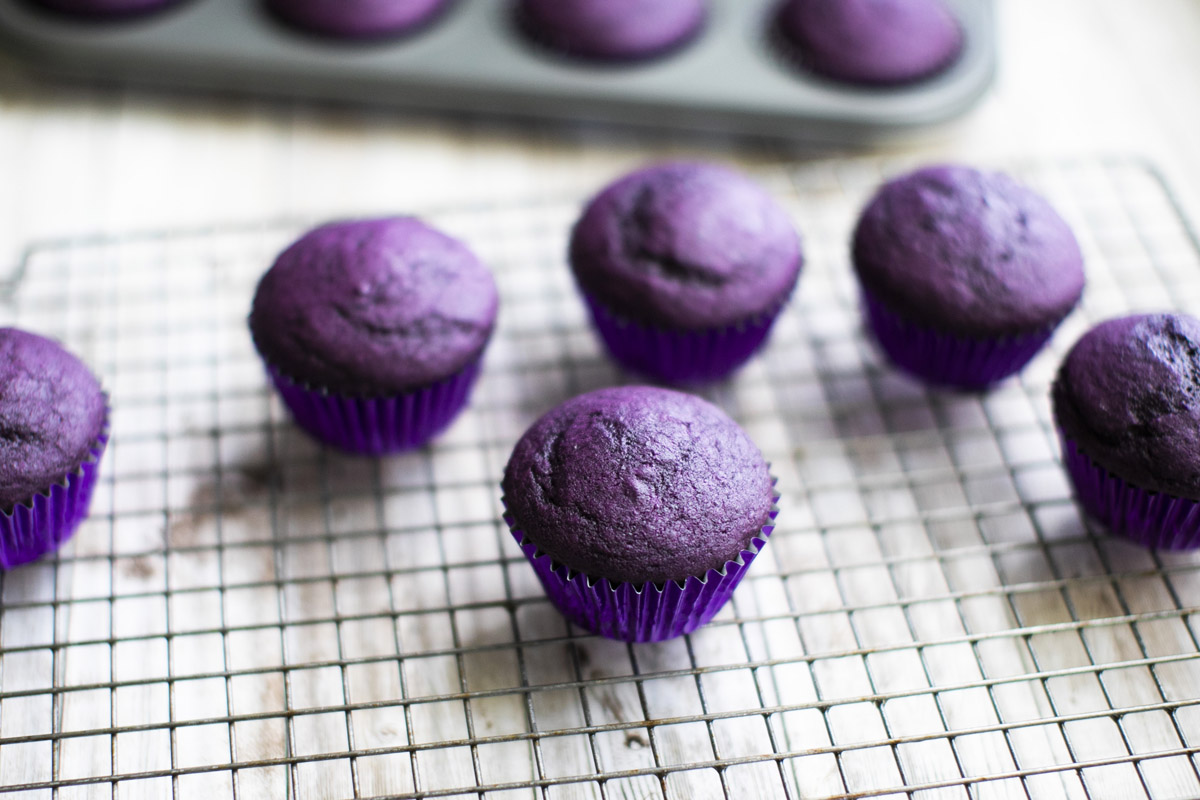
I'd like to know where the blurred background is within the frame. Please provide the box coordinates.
[0,0,1197,265]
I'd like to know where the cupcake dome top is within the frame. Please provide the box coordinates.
[853,164,1084,338]
[1053,313,1200,500]
[502,386,774,585]
[0,329,107,511]
[570,162,802,329]
[517,0,706,62]
[250,217,498,396]
[774,0,963,86]
[30,0,180,17]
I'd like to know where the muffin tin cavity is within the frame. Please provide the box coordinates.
[25,0,182,19]
[0,0,994,142]
[264,0,454,41]
[771,0,965,86]
[514,0,707,64]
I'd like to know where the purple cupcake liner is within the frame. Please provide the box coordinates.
[1059,430,1200,550]
[862,290,1056,390]
[583,293,784,384]
[0,428,109,570]
[503,482,779,642]
[268,359,482,455]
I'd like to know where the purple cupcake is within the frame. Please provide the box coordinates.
[249,217,498,455]
[0,329,108,570]
[516,0,706,63]
[1053,313,1200,550]
[502,386,779,642]
[265,0,452,40]
[29,0,181,17]
[853,165,1085,390]
[773,0,964,86]
[570,162,803,384]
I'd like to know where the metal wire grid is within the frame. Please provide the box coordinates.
[0,159,1199,800]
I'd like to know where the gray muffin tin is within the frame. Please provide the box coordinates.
[0,0,996,143]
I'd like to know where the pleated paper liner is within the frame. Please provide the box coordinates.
[503,482,780,642]
[267,358,483,455]
[862,289,1057,390]
[29,0,183,20]
[0,423,109,570]
[1059,430,1200,550]
[583,292,786,384]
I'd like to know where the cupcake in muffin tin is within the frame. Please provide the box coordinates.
[772,0,964,86]
[515,0,707,63]
[265,0,453,40]
[28,0,182,17]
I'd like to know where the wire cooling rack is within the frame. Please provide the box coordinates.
[2,158,1200,800]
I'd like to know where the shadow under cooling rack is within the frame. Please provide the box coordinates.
[2,158,1200,799]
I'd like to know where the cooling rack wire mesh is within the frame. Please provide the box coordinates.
[1,158,1200,800]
